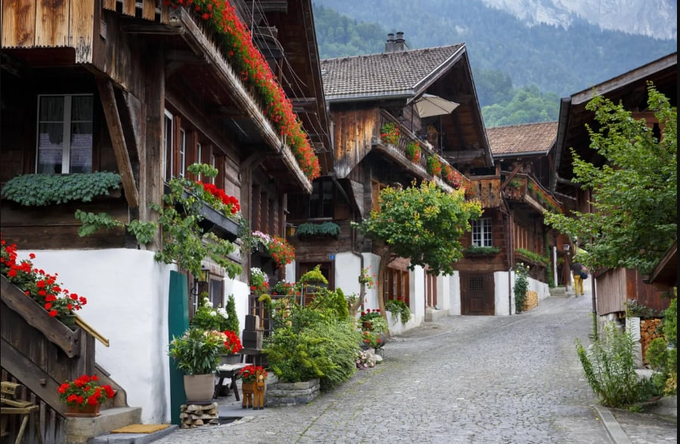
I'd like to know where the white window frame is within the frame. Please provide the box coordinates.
[35,94,93,174]
[163,110,174,181]
[196,142,202,181]
[179,128,186,178]
[210,153,216,185]
[472,218,493,247]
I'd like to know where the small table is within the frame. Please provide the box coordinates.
[215,363,247,401]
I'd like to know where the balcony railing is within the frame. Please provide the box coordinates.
[377,111,468,192]
[503,174,562,214]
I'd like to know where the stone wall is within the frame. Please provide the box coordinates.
[266,379,320,406]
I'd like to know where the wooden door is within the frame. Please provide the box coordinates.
[460,272,495,315]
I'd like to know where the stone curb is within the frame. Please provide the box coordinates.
[592,405,632,444]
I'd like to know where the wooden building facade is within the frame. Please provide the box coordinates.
[1,0,327,429]
[552,52,677,319]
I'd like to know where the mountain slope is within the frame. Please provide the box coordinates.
[312,0,676,97]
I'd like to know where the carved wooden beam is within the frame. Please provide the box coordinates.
[500,163,523,190]
[96,77,140,208]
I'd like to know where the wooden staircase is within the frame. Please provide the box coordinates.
[1,276,141,443]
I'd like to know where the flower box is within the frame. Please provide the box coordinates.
[266,379,320,406]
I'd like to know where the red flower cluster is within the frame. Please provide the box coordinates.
[266,236,295,269]
[222,329,243,354]
[165,0,321,180]
[426,156,442,177]
[198,181,240,214]
[1,237,87,322]
[58,374,115,408]
[236,365,267,383]
[405,142,422,163]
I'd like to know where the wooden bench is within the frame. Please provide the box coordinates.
[1,382,43,444]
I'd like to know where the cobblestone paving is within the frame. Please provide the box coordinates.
[610,409,677,443]
[154,295,621,444]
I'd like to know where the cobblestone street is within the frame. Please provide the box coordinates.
[153,294,655,443]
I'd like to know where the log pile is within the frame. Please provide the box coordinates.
[523,290,538,311]
[179,403,220,428]
[640,318,663,365]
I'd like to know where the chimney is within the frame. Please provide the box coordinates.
[394,31,407,51]
[385,33,395,52]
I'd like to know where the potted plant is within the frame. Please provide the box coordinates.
[426,155,442,177]
[58,374,115,417]
[168,327,225,402]
[250,267,269,295]
[404,141,422,163]
[380,122,400,146]
[385,299,411,325]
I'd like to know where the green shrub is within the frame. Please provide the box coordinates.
[576,323,657,407]
[514,263,529,313]
[385,299,411,324]
[263,298,361,390]
[2,172,121,206]
[644,295,677,396]
[223,294,239,334]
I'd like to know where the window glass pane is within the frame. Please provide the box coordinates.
[39,97,64,121]
[179,130,186,177]
[164,115,173,180]
[37,149,63,174]
[71,96,93,121]
[70,122,93,173]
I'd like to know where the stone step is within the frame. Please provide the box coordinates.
[65,407,142,444]
[91,424,179,444]
[549,287,568,298]
[425,307,447,322]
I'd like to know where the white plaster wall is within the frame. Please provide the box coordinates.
[16,249,175,423]
[223,278,251,335]
[410,264,426,325]
[361,253,381,310]
[334,252,362,298]
[528,276,550,302]
[438,275,450,311]
[448,271,461,316]
[495,271,513,316]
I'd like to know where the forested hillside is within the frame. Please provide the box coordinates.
[312,0,675,97]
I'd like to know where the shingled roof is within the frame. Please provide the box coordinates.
[486,122,558,157]
[320,44,465,101]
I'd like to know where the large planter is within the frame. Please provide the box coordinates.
[183,374,215,403]
[64,403,101,417]
[266,379,320,407]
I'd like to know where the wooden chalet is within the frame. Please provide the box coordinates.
[286,33,492,327]
[551,52,677,321]
[456,122,562,315]
[1,0,327,435]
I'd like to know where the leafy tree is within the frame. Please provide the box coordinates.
[353,181,482,325]
[482,85,559,126]
[544,85,677,274]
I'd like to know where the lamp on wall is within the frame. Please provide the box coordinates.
[191,268,211,312]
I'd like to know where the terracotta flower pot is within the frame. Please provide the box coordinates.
[65,402,101,417]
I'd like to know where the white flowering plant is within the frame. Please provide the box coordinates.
[191,296,230,331]
[250,267,269,295]
[356,350,377,369]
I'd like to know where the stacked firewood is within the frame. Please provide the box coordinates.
[523,291,538,311]
[179,403,220,428]
[640,318,663,365]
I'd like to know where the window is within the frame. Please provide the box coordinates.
[179,128,187,178]
[36,94,93,174]
[472,218,492,247]
[310,177,334,219]
[382,267,410,306]
[163,110,174,180]
[196,142,202,181]
[210,153,216,184]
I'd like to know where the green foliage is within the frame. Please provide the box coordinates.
[513,263,529,314]
[2,172,121,206]
[190,296,230,331]
[624,300,658,319]
[464,245,500,255]
[426,155,442,177]
[168,327,223,375]
[74,210,124,236]
[575,323,658,408]
[544,86,677,275]
[298,265,329,286]
[223,295,240,334]
[296,222,341,237]
[385,299,411,324]
[313,3,385,58]
[354,181,482,276]
[482,85,559,126]
[263,297,361,390]
[515,248,549,265]
[645,296,677,396]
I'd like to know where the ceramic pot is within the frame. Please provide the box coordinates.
[183,374,215,403]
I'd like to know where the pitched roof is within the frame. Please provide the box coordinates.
[320,44,465,100]
[486,122,558,156]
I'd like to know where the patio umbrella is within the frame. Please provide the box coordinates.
[413,94,459,118]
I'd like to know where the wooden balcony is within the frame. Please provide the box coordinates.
[467,177,501,208]
[502,174,561,215]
